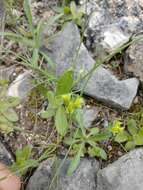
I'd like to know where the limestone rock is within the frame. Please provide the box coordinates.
[124,39,143,85]
[97,148,143,190]
[85,67,139,110]
[26,158,99,190]
[7,71,33,99]
[0,142,13,165]
[83,107,99,128]
[80,0,143,53]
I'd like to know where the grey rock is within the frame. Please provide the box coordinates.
[97,148,143,190]
[124,39,143,85]
[26,158,99,190]
[0,66,15,81]
[44,22,139,110]
[0,142,14,165]
[7,71,33,99]
[81,0,143,53]
[83,107,99,128]
[85,67,139,110]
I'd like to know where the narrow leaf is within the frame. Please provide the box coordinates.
[56,70,74,95]
[55,106,69,136]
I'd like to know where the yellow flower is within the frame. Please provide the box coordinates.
[73,97,84,109]
[111,121,124,135]
[61,94,71,104]
[66,102,75,114]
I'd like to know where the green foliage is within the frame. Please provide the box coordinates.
[40,70,84,137]
[1,0,63,68]
[10,145,39,176]
[0,81,20,133]
[57,1,84,27]
[112,117,143,151]
[65,124,111,175]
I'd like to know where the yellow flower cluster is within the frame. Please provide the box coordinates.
[111,121,124,135]
[61,94,84,114]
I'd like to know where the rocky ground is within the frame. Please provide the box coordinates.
[0,0,143,190]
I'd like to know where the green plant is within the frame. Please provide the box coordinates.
[111,117,143,151]
[10,145,39,176]
[64,124,111,175]
[40,70,84,137]
[0,80,20,133]
[57,1,84,27]
[1,0,63,67]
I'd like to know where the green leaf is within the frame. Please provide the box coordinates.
[3,109,18,122]
[93,131,111,142]
[16,145,32,163]
[67,143,83,176]
[134,130,143,145]
[40,51,56,69]
[8,97,21,107]
[125,141,135,151]
[127,119,138,135]
[40,109,55,119]
[88,128,100,136]
[31,48,39,65]
[55,106,69,136]
[23,0,34,33]
[88,146,107,160]
[115,131,129,143]
[70,1,77,20]
[46,91,55,105]
[56,70,74,95]
[0,123,14,134]
[0,32,34,47]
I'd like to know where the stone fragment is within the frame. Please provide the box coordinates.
[26,158,99,190]
[83,107,99,128]
[7,71,33,99]
[124,39,143,85]
[97,148,143,190]
[0,142,13,165]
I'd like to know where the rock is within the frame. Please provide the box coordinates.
[7,71,33,99]
[124,39,143,85]
[44,22,139,110]
[97,148,143,190]
[85,67,139,110]
[0,66,15,81]
[101,26,129,51]
[83,107,99,128]
[80,0,143,53]
[0,142,13,165]
[26,158,99,190]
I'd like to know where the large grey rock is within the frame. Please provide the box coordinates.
[80,0,143,53]
[44,22,139,110]
[85,67,139,110]
[26,158,99,190]
[0,141,14,165]
[7,71,33,99]
[97,148,143,190]
[124,39,143,85]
